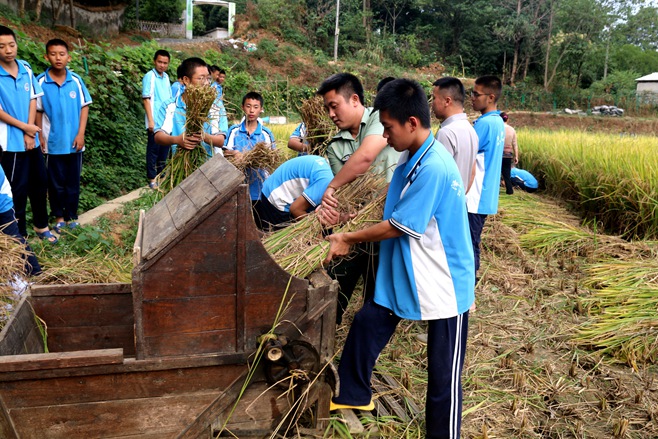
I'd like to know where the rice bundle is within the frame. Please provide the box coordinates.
[226,141,284,176]
[0,230,31,326]
[299,95,336,156]
[262,171,387,278]
[157,85,217,195]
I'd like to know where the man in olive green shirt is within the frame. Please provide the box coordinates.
[316,73,399,324]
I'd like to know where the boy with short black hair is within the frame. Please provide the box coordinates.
[325,78,474,439]
[0,25,57,244]
[224,91,276,203]
[467,75,505,273]
[154,57,225,158]
[171,63,184,99]
[36,38,92,234]
[143,49,172,188]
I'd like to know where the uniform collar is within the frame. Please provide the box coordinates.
[239,118,263,135]
[474,110,501,125]
[152,68,166,78]
[403,134,435,180]
[332,107,372,141]
[0,59,27,78]
[440,112,468,127]
[43,67,72,84]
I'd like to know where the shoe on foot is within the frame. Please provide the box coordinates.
[68,221,80,230]
[330,400,375,411]
[36,229,58,244]
[53,221,67,234]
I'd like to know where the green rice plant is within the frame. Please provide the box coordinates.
[518,129,658,239]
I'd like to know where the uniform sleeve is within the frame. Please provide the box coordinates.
[264,127,276,149]
[155,100,174,134]
[361,109,384,138]
[141,72,153,99]
[290,123,303,138]
[29,66,44,99]
[389,161,452,239]
[302,166,333,207]
[76,75,93,107]
[473,119,491,153]
[325,143,342,175]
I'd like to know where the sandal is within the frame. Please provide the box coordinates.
[53,221,67,234]
[68,221,80,230]
[36,229,58,244]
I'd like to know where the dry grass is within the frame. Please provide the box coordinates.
[299,95,336,156]
[226,141,284,175]
[0,229,31,326]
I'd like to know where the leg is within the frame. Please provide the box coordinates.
[47,154,66,222]
[155,143,171,176]
[0,209,42,276]
[467,213,487,274]
[426,312,469,439]
[2,152,29,237]
[27,148,50,230]
[333,301,401,406]
[64,153,83,221]
[146,130,158,182]
[501,157,513,195]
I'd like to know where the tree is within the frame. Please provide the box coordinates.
[141,0,185,23]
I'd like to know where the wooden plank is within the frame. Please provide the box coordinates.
[235,185,247,353]
[142,329,237,357]
[337,409,365,434]
[141,270,237,299]
[0,364,244,409]
[31,294,134,328]
[0,395,18,439]
[141,296,237,334]
[9,392,220,439]
[199,155,244,196]
[165,183,200,231]
[0,296,44,356]
[0,349,123,373]
[141,199,178,260]
[45,325,135,355]
[132,208,145,266]
[178,168,217,210]
[178,369,249,439]
[29,283,131,297]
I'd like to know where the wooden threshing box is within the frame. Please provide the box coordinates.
[0,157,338,438]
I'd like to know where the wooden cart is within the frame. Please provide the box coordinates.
[0,157,337,438]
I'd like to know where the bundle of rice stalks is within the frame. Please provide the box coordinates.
[226,141,284,175]
[0,230,30,325]
[38,248,132,285]
[299,95,336,156]
[263,172,387,278]
[157,85,217,195]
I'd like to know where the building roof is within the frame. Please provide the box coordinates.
[636,73,658,82]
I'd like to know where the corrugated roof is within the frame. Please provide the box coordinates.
[636,73,658,82]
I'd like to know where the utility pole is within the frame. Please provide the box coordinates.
[136,0,139,21]
[333,0,340,62]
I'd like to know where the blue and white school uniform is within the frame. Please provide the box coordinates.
[37,68,92,222]
[261,155,333,212]
[171,81,183,100]
[465,110,505,215]
[289,122,308,156]
[0,59,49,235]
[142,69,171,129]
[334,135,474,439]
[224,120,276,201]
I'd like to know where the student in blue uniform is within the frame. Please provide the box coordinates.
[154,57,225,158]
[324,79,474,439]
[36,39,92,234]
[287,122,309,155]
[223,92,276,203]
[466,75,505,273]
[142,49,172,189]
[0,25,57,244]
[511,167,538,193]
[253,155,333,230]
[0,147,41,276]
[170,64,184,100]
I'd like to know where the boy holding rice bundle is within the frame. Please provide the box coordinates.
[36,38,92,235]
[154,57,225,159]
[223,92,276,204]
[253,154,333,231]
[324,78,474,439]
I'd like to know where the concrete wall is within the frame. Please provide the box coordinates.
[0,0,126,35]
[637,82,658,94]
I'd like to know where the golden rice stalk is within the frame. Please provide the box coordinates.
[183,84,217,135]
[227,141,284,175]
[262,171,387,278]
[0,228,31,327]
[299,95,336,156]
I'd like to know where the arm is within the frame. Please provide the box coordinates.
[154,131,202,150]
[287,136,308,153]
[0,106,41,139]
[143,98,154,131]
[289,195,312,220]
[35,111,46,153]
[467,161,476,193]
[512,130,519,164]
[324,220,403,264]
[322,134,387,209]
[202,132,225,149]
[73,105,90,151]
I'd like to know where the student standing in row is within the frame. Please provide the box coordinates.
[143,49,172,189]
[324,78,474,439]
[0,25,56,244]
[36,38,92,234]
[467,75,506,274]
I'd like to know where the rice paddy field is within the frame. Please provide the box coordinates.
[2,123,658,438]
